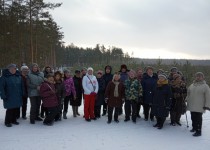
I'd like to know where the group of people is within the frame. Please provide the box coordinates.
[0,63,210,137]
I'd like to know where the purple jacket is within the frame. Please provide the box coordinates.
[64,77,76,97]
[40,81,58,108]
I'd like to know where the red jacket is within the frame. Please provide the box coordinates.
[40,81,58,108]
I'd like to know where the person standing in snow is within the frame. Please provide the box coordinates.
[82,67,99,122]
[102,65,113,116]
[54,71,65,121]
[72,70,83,117]
[40,74,59,126]
[0,64,24,127]
[119,64,130,115]
[136,68,144,118]
[19,65,29,119]
[63,69,76,119]
[124,70,143,123]
[152,73,172,129]
[141,66,158,121]
[105,72,125,124]
[186,72,210,137]
[95,70,105,118]
[27,63,44,124]
[170,73,187,126]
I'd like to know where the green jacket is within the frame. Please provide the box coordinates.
[125,78,143,101]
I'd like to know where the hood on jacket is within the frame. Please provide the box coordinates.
[104,65,112,74]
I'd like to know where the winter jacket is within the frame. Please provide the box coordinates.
[105,81,125,108]
[103,66,113,89]
[95,77,106,106]
[64,77,76,97]
[72,76,83,106]
[55,80,65,104]
[27,71,44,97]
[40,81,58,108]
[152,81,172,118]
[124,78,143,101]
[186,80,210,113]
[171,80,187,114]
[82,74,99,95]
[22,75,28,98]
[141,73,158,105]
[0,69,23,109]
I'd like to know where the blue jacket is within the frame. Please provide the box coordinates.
[141,73,158,105]
[0,69,23,109]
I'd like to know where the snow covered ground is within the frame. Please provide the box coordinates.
[0,100,210,150]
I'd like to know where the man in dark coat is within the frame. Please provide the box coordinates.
[141,66,158,121]
[0,64,24,127]
[102,65,113,116]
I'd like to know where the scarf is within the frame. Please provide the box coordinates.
[113,81,120,97]
[157,79,168,87]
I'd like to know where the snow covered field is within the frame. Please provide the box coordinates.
[0,100,210,150]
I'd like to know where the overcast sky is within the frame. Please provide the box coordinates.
[47,0,210,59]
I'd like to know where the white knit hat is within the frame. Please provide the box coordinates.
[20,66,29,71]
[87,67,93,72]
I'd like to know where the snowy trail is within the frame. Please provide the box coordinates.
[0,100,210,150]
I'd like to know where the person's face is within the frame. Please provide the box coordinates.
[106,69,111,74]
[195,75,204,82]
[137,70,143,76]
[9,67,16,74]
[88,70,93,75]
[76,73,80,77]
[46,67,51,73]
[129,72,135,79]
[114,74,120,81]
[65,72,70,78]
[121,68,126,72]
[32,66,38,72]
[48,76,54,84]
[82,70,87,75]
[147,69,153,76]
[97,72,102,78]
[158,76,165,82]
[55,74,61,81]
[22,69,29,76]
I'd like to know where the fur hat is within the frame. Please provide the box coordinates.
[195,72,204,78]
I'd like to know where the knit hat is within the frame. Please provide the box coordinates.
[63,69,70,74]
[7,64,17,69]
[195,72,204,78]
[20,65,29,71]
[87,67,94,72]
[170,67,178,73]
[75,70,81,74]
[158,73,167,79]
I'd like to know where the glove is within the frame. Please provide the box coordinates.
[203,107,210,111]
[105,98,108,103]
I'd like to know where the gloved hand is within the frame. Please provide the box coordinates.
[203,107,210,111]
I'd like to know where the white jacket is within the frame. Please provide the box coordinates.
[82,74,99,95]
[186,80,210,113]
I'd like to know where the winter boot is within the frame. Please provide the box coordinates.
[72,106,76,117]
[63,111,67,119]
[76,107,80,116]
[193,130,201,137]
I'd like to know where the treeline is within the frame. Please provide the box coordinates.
[55,44,131,67]
[0,0,63,67]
